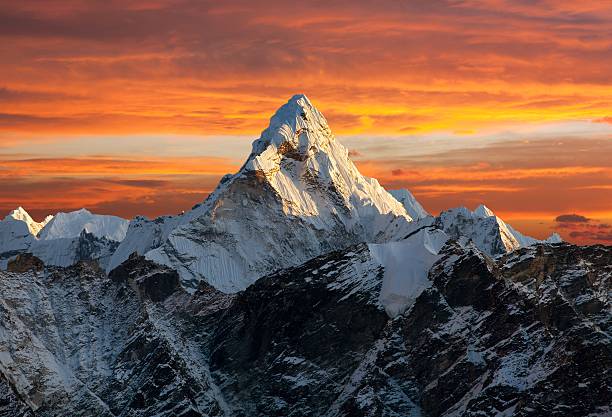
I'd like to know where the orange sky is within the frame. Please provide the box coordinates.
[0,0,611,244]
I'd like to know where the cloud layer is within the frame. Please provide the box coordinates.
[0,0,611,135]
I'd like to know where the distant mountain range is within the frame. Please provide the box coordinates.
[0,95,607,417]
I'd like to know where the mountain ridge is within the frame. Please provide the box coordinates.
[1,95,564,285]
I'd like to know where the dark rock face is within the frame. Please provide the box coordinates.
[375,243,611,417]
[207,242,611,416]
[210,244,387,416]
[0,257,228,417]
[0,242,610,417]
[73,230,120,269]
[109,252,180,302]
[6,253,44,273]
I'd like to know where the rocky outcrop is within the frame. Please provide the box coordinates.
[109,253,180,302]
[7,254,44,273]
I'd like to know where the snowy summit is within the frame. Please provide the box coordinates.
[145,94,416,291]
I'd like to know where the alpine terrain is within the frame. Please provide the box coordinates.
[0,95,609,417]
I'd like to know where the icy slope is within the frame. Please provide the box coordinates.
[107,215,184,272]
[146,94,414,291]
[388,189,430,220]
[369,228,448,317]
[28,231,119,270]
[436,204,561,256]
[38,208,128,242]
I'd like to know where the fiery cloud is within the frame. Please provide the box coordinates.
[0,156,240,220]
[0,0,611,135]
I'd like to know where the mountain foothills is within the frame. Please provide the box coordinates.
[0,95,609,417]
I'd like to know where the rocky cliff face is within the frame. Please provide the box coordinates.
[0,373,34,417]
[206,242,611,417]
[0,242,608,416]
[0,259,230,417]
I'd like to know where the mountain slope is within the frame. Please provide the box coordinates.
[107,214,190,273]
[0,260,230,417]
[145,94,414,291]
[208,241,611,416]
[29,231,120,270]
[0,236,609,416]
[389,189,430,220]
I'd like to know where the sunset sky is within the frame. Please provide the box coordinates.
[1,0,611,244]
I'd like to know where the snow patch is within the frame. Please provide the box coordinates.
[369,228,449,318]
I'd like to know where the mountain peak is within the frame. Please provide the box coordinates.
[6,207,33,222]
[245,95,333,172]
[474,204,495,218]
[144,94,414,291]
[39,208,128,242]
[546,232,563,243]
[5,207,52,236]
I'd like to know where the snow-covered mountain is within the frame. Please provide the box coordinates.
[144,94,415,291]
[38,208,128,241]
[0,111,559,290]
[0,210,37,268]
[0,207,127,269]
[388,189,430,220]
[1,96,559,288]
[435,204,561,256]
